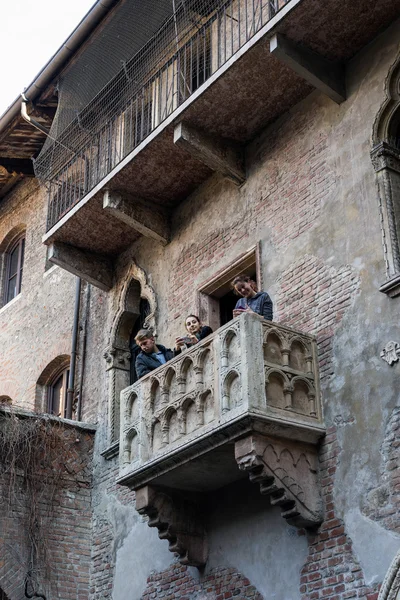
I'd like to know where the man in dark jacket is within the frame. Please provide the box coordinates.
[135,329,174,379]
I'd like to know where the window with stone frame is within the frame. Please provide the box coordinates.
[0,228,26,307]
[48,367,70,418]
[371,54,400,298]
[197,244,262,331]
[35,355,71,415]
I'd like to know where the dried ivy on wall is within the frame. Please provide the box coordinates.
[0,408,91,599]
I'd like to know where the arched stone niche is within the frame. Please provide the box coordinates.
[103,262,157,456]
[371,52,400,297]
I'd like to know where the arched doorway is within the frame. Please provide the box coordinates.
[104,262,157,451]
[129,298,151,384]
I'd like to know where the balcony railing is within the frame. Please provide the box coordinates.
[42,0,290,231]
[117,314,324,565]
[118,312,323,486]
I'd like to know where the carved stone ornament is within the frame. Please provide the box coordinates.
[378,548,400,600]
[135,485,208,567]
[235,433,323,528]
[381,342,400,366]
[103,346,131,371]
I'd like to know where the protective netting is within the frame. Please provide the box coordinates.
[38,0,288,230]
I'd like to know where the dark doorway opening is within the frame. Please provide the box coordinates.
[197,247,260,332]
[129,298,151,384]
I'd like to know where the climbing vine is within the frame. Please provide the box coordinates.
[0,407,91,599]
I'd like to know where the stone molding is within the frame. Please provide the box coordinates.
[135,486,208,567]
[103,346,131,372]
[103,261,158,453]
[371,52,400,292]
[381,341,400,366]
[234,433,323,528]
[378,547,400,600]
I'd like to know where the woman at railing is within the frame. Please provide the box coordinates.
[231,274,273,321]
[175,314,213,353]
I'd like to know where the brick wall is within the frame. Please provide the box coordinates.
[142,564,263,599]
[300,427,380,600]
[0,412,94,600]
[275,255,360,382]
[0,180,76,409]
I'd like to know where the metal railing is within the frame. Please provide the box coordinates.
[45,0,290,231]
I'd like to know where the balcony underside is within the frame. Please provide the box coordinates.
[43,0,400,260]
[117,411,325,492]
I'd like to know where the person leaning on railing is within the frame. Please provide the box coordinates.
[231,274,273,321]
[175,314,213,355]
[135,329,174,379]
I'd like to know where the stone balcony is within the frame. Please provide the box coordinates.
[117,313,325,566]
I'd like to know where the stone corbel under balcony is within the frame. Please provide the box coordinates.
[103,190,170,246]
[235,433,322,528]
[118,314,325,566]
[174,122,245,186]
[48,242,113,291]
[135,486,207,567]
[270,33,346,104]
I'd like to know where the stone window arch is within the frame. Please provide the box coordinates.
[103,261,157,456]
[35,355,71,415]
[0,396,12,406]
[0,224,26,307]
[371,53,400,297]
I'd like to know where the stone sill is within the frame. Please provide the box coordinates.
[101,440,120,460]
[0,404,97,432]
[379,275,400,298]
[0,293,21,314]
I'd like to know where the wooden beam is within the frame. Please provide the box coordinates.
[174,122,245,185]
[48,242,113,291]
[270,33,346,105]
[103,191,170,245]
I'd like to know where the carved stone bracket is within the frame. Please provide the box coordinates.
[381,341,400,366]
[104,346,131,371]
[235,434,323,529]
[135,485,208,567]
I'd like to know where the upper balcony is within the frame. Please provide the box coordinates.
[117,313,325,566]
[40,0,400,289]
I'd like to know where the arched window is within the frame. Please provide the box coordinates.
[0,396,12,405]
[4,236,25,304]
[48,368,70,418]
[371,56,400,297]
[35,355,71,416]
